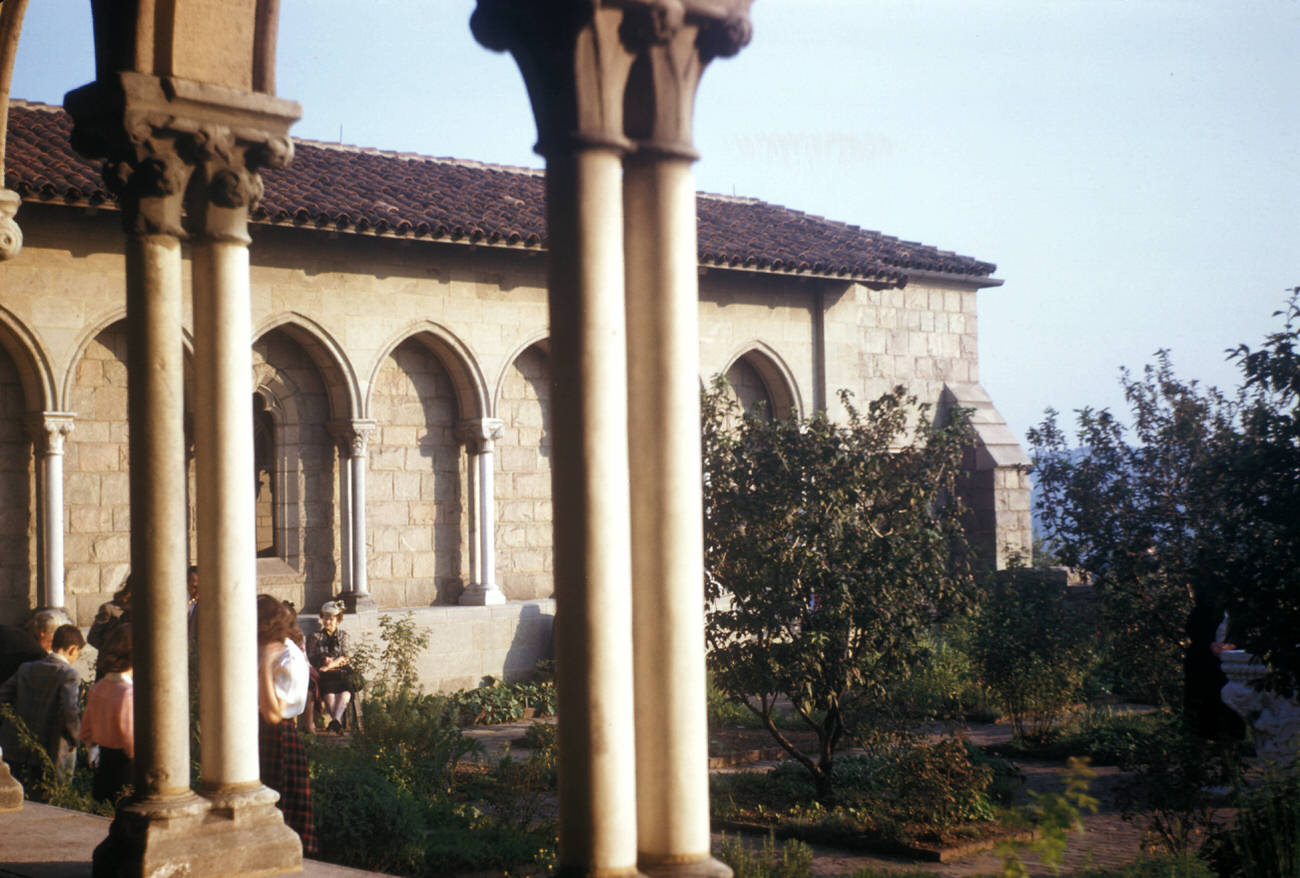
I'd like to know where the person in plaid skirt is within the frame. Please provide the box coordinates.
[257,595,318,857]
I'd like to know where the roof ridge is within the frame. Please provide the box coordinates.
[292,138,545,177]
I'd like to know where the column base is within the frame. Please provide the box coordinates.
[0,757,22,811]
[639,855,732,878]
[459,583,507,606]
[336,590,378,614]
[94,788,301,878]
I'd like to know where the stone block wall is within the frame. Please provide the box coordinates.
[64,324,132,624]
[298,599,555,694]
[495,344,553,600]
[368,338,466,607]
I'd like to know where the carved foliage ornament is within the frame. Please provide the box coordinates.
[0,189,21,261]
[697,13,752,61]
[619,0,685,52]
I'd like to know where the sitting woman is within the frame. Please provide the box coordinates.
[81,623,133,802]
[306,600,353,733]
[256,595,317,857]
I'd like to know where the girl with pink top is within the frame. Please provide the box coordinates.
[81,623,133,802]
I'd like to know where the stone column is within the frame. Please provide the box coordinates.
[622,6,750,875]
[473,3,642,873]
[184,108,300,858]
[331,419,376,612]
[66,78,215,870]
[69,72,303,875]
[458,418,506,606]
[27,413,74,611]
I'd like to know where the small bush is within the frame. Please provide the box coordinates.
[1115,720,1240,858]
[717,831,813,878]
[447,677,557,726]
[1203,765,1300,878]
[896,628,1000,722]
[312,757,427,873]
[1075,853,1215,878]
[969,568,1095,742]
[876,738,997,832]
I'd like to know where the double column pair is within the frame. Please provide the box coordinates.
[473,2,751,875]
[67,75,304,873]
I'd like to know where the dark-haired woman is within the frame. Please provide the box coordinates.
[256,594,317,856]
[81,623,133,801]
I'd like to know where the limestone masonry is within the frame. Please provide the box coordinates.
[0,100,1030,691]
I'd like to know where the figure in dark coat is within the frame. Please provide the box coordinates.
[0,625,85,784]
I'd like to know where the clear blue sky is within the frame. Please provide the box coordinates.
[11,0,1299,446]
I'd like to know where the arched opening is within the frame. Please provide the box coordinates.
[0,342,34,620]
[369,337,466,607]
[723,347,800,421]
[496,342,553,600]
[251,327,340,609]
[253,392,276,558]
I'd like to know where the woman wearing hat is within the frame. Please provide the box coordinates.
[305,600,352,733]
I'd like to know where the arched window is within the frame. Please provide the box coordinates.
[253,393,276,558]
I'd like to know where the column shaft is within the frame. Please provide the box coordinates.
[337,445,353,593]
[125,233,193,799]
[625,155,718,872]
[350,450,368,598]
[478,444,497,590]
[193,238,261,790]
[459,419,506,606]
[547,148,641,875]
[43,448,64,608]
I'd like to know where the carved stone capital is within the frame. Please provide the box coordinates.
[621,1,753,156]
[457,418,506,451]
[472,0,635,156]
[65,72,300,241]
[0,189,23,260]
[329,420,377,458]
[26,412,76,455]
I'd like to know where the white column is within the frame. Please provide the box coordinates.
[330,420,376,612]
[28,413,74,610]
[622,8,751,876]
[192,225,263,796]
[458,418,506,606]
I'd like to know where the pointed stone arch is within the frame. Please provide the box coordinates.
[0,306,48,619]
[721,341,803,420]
[493,332,551,416]
[250,321,341,606]
[0,304,55,413]
[367,321,488,423]
[495,337,554,601]
[253,312,359,422]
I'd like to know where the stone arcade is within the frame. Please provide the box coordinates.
[0,2,1031,875]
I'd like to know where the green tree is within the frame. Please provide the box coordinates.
[1027,354,1234,713]
[702,381,976,799]
[1029,294,1300,720]
[1217,294,1300,698]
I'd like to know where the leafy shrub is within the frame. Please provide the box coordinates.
[1203,765,1300,878]
[970,567,1095,742]
[348,611,430,698]
[1075,853,1215,878]
[1115,720,1240,858]
[876,738,997,832]
[895,628,1000,722]
[447,676,557,726]
[716,831,813,878]
[0,703,113,815]
[312,756,427,873]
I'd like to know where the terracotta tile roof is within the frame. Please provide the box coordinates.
[5,101,996,283]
